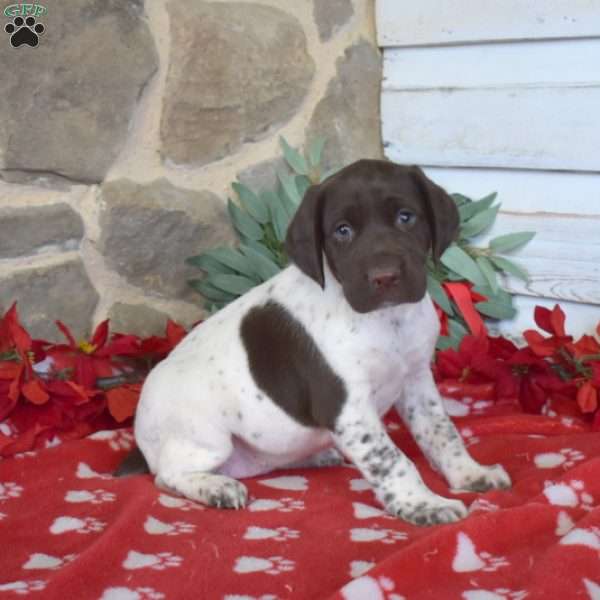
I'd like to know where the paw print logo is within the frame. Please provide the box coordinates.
[0,579,47,595]
[234,555,296,576]
[534,448,585,470]
[157,493,205,511]
[247,497,305,512]
[0,512,6,521]
[123,550,183,571]
[89,429,134,451]
[244,526,301,541]
[350,527,408,544]
[341,574,406,600]
[65,489,116,504]
[543,479,595,511]
[0,481,23,500]
[5,16,45,48]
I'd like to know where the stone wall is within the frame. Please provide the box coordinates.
[0,0,382,340]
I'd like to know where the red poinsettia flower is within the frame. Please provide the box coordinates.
[138,320,187,358]
[0,304,49,420]
[523,305,573,358]
[577,381,598,414]
[47,320,141,389]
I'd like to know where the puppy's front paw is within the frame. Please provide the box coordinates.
[203,476,248,509]
[450,463,511,493]
[385,493,468,527]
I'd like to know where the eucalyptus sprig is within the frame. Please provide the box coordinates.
[187,139,535,347]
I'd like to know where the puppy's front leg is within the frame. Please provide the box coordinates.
[333,403,467,526]
[398,369,511,492]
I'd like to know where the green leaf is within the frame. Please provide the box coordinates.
[307,137,325,168]
[475,296,517,320]
[440,245,487,286]
[475,256,499,294]
[279,137,309,175]
[228,199,263,241]
[188,279,237,303]
[458,192,497,221]
[263,191,292,242]
[278,171,302,211]
[427,275,453,315]
[210,273,257,296]
[460,204,500,238]
[489,256,530,282]
[436,318,469,350]
[186,252,236,275]
[243,236,280,262]
[239,244,282,281]
[451,193,472,207]
[232,182,269,224]
[489,232,535,253]
[320,166,340,182]
[295,175,311,200]
[191,247,258,279]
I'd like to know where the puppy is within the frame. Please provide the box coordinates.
[126,159,511,526]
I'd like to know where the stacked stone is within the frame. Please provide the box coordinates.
[0,0,382,340]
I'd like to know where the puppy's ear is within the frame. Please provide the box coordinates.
[411,166,459,262]
[284,184,325,288]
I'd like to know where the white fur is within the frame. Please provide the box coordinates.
[134,261,510,523]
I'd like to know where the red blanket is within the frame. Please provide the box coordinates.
[1,400,599,600]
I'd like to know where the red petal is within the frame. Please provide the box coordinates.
[577,381,598,414]
[533,306,553,334]
[6,303,32,353]
[90,320,109,350]
[55,320,77,348]
[22,379,50,405]
[550,304,567,337]
[444,282,487,336]
[523,330,556,357]
[106,384,141,423]
[166,320,186,347]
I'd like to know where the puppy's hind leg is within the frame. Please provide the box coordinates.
[156,436,248,509]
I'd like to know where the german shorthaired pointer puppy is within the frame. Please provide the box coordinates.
[123,159,511,526]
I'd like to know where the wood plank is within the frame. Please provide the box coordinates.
[382,87,600,171]
[422,168,600,217]
[376,0,600,47]
[383,39,600,90]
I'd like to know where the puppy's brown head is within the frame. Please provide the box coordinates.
[285,159,459,313]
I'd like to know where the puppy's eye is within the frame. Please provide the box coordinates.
[396,210,416,227]
[333,223,354,242]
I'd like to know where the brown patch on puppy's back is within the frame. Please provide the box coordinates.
[240,301,346,430]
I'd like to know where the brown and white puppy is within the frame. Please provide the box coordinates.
[125,159,511,526]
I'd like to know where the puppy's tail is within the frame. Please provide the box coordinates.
[114,446,150,477]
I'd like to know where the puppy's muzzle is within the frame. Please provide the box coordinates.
[368,268,402,292]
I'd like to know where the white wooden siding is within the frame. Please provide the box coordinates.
[377,1,600,337]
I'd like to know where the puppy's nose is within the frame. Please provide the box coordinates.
[369,269,401,291]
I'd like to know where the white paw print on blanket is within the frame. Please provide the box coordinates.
[349,478,371,492]
[76,462,110,480]
[123,551,183,571]
[460,427,480,448]
[353,502,394,520]
[89,430,134,451]
[65,489,116,504]
[247,497,305,512]
[349,560,375,578]
[350,527,408,544]
[234,556,295,576]
[559,526,600,551]
[257,476,308,491]
[49,516,106,535]
[444,397,492,417]
[543,479,595,511]
[0,580,47,595]
[223,595,279,600]
[157,493,205,511]
[453,532,509,573]
[583,579,600,600]
[144,516,196,536]
[100,586,165,600]
[534,448,585,470]
[462,589,528,600]
[22,553,76,570]
[243,526,300,541]
[0,481,23,500]
[341,575,405,600]
[468,498,500,514]
[0,512,6,521]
